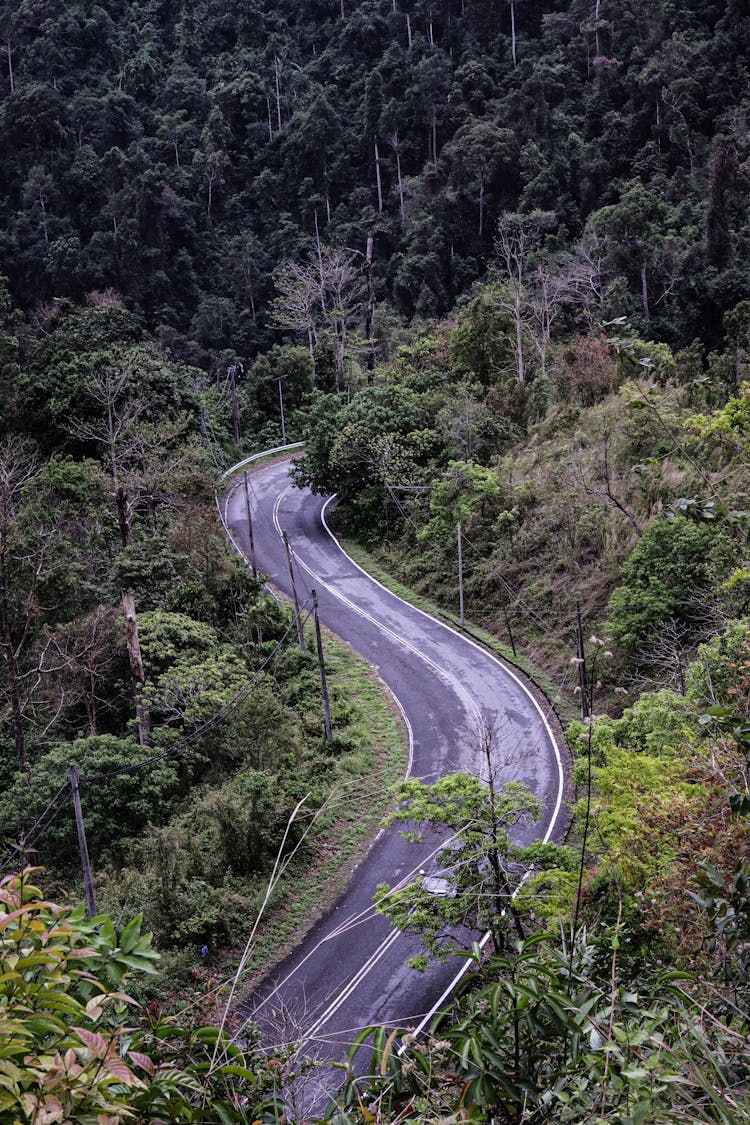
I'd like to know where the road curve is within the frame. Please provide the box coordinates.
[221,454,567,1107]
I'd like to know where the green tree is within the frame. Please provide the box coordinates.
[608,516,740,664]
[375,722,540,963]
[450,283,515,385]
[421,459,502,547]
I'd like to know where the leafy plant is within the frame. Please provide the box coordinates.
[0,868,287,1123]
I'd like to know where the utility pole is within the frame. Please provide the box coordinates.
[457,522,465,626]
[575,600,590,720]
[68,765,97,919]
[241,473,257,577]
[503,605,517,657]
[312,590,333,742]
[282,530,306,651]
[277,377,286,444]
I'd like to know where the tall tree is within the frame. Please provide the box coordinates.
[70,368,191,746]
[0,438,42,772]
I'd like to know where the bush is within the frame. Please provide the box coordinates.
[0,736,181,867]
[608,516,739,664]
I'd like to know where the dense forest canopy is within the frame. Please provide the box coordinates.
[2,2,750,1121]
[1,0,749,366]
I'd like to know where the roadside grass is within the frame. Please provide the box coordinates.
[220,626,408,992]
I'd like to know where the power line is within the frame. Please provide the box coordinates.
[0,782,73,874]
[82,608,306,784]
[456,522,553,633]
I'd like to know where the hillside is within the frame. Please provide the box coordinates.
[1,0,749,364]
[1,1,750,1122]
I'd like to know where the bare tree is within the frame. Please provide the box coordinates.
[39,606,121,736]
[70,368,190,746]
[324,247,366,390]
[495,213,530,383]
[527,259,573,379]
[0,437,43,771]
[388,131,405,219]
[271,244,366,390]
[270,260,321,379]
[495,212,572,381]
[566,224,616,315]
[570,412,642,537]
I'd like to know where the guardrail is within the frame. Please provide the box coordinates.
[219,442,305,482]
[216,441,306,603]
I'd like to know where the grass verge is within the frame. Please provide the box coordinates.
[218,626,408,996]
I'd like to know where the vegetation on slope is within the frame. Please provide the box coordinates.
[2,0,750,1119]
[0,291,407,997]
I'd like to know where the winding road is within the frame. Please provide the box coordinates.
[221,451,567,1110]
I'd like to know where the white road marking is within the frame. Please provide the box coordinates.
[272,486,479,718]
[319,495,565,840]
[221,455,568,1045]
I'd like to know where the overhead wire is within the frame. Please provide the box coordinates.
[382,476,555,636]
[457,521,552,633]
[1,598,312,871]
[0,781,73,874]
[82,605,310,785]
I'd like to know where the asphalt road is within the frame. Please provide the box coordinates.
[221,454,566,1111]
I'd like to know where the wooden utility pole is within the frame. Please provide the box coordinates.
[575,600,590,719]
[457,522,465,626]
[503,605,517,657]
[365,236,376,381]
[282,530,306,651]
[312,590,333,742]
[277,377,287,444]
[68,765,97,919]
[241,473,257,576]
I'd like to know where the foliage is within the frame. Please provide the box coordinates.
[2,0,749,365]
[294,382,441,536]
[374,772,540,963]
[419,459,502,547]
[450,284,515,385]
[0,869,286,1123]
[0,736,182,867]
[336,932,750,1125]
[608,516,741,664]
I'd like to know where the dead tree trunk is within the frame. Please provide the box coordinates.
[641,261,650,320]
[390,131,405,219]
[374,139,383,212]
[122,590,151,747]
[0,546,26,772]
[478,170,484,236]
[365,235,376,381]
[115,486,151,746]
[5,41,14,94]
[510,1,517,66]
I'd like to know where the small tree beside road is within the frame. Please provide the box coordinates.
[375,716,544,964]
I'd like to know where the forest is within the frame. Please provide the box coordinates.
[1,0,750,1121]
